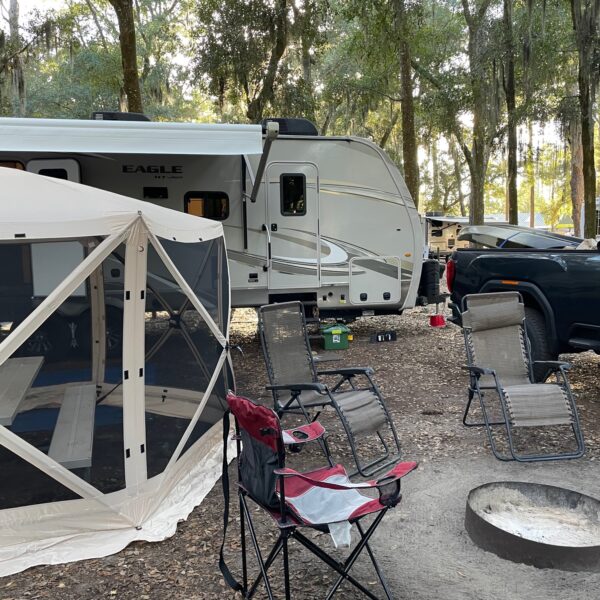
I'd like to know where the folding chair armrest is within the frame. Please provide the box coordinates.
[275,461,417,491]
[275,467,374,490]
[282,422,326,445]
[317,367,374,377]
[266,382,327,393]
[373,461,418,506]
[461,365,496,377]
[533,360,572,371]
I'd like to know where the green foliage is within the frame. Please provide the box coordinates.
[0,0,593,228]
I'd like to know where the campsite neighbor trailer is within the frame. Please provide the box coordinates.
[0,116,428,351]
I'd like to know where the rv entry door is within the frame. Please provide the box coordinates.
[266,162,319,290]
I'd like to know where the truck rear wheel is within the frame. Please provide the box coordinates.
[524,307,554,382]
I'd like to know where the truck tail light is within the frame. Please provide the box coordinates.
[446,258,456,293]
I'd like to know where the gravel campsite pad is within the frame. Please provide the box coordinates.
[3,306,600,599]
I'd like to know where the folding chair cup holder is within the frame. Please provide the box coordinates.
[220,393,417,600]
[258,301,402,477]
[461,291,584,462]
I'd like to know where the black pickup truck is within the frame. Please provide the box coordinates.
[447,247,600,376]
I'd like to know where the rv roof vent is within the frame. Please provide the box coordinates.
[91,111,150,122]
[261,118,318,136]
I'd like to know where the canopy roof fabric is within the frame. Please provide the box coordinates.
[0,117,263,156]
[0,168,223,243]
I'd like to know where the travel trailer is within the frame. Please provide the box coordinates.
[0,115,434,355]
[425,214,470,257]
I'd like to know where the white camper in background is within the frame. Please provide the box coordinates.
[425,214,470,257]
[0,115,433,352]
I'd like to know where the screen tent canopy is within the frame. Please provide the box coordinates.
[0,168,232,576]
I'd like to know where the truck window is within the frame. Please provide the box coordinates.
[280,174,306,216]
[184,191,229,221]
[0,161,24,170]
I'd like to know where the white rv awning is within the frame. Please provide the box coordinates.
[0,117,263,156]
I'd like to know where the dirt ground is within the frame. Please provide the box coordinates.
[3,305,600,599]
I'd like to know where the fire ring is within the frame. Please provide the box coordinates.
[465,481,600,571]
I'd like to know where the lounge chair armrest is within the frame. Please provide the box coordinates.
[282,422,326,445]
[533,360,572,371]
[317,367,374,377]
[266,382,327,393]
[461,366,495,377]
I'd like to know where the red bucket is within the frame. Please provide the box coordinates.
[429,314,446,328]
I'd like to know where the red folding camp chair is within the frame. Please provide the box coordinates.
[220,392,417,600]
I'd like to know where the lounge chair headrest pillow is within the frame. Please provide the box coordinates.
[463,300,524,332]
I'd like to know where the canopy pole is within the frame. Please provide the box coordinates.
[122,219,149,492]
[89,241,106,387]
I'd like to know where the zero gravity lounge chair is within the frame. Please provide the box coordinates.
[258,302,402,477]
[461,292,585,461]
[220,392,417,600]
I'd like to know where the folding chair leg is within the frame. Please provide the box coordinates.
[240,495,276,600]
[324,510,388,600]
[246,536,285,599]
[282,535,291,600]
[293,531,381,600]
[356,520,394,600]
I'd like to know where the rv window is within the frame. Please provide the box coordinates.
[184,191,229,221]
[38,168,68,180]
[0,161,24,170]
[280,174,306,216]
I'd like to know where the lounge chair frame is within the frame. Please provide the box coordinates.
[258,301,402,477]
[461,292,584,462]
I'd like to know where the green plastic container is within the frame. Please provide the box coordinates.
[320,323,350,350]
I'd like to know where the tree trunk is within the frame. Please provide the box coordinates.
[451,142,467,217]
[9,0,25,116]
[108,0,143,113]
[393,0,420,207]
[246,0,288,122]
[431,137,442,211]
[379,109,400,150]
[571,0,600,238]
[580,76,596,237]
[321,105,335,136]
[461,0,494,225]
[503,0,518,225]
[569,116,585,236]
[528,122,535,228]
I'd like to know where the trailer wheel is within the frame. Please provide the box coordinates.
[18,315,71,361]
[524,307,554,382]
